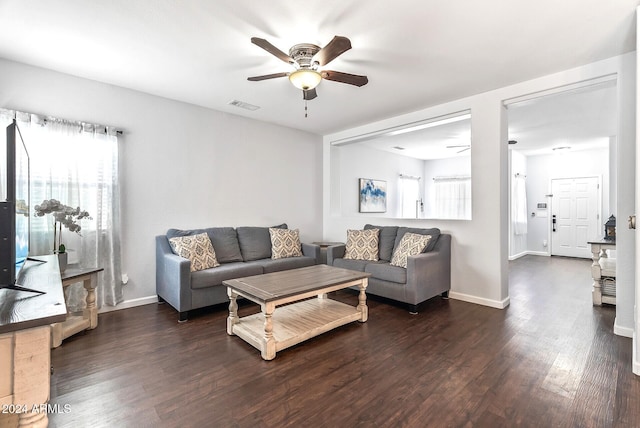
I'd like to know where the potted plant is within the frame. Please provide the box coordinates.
[34,199,91,272]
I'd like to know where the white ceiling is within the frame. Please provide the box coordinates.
[0,0,636,136]
[507,81,617,156]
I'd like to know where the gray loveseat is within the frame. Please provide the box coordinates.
[326,225,451,313]
[156,224,320,321]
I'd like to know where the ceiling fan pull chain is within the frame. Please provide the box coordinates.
[305,99,308,118]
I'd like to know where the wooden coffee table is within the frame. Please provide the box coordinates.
[224,265,370,360]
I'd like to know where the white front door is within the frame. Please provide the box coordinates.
[551,177,600,258]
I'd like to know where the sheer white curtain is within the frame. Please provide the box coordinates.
[0,109,122,310]
[434,177,471,220]
[512,175,528,235]
[399,175,421,218]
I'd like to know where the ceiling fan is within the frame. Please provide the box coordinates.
[247,36,368,101]
[446,144,471,154]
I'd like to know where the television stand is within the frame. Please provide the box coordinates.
[0,258,49,294]
[0,284,46,295]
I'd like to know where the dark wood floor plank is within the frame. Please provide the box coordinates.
[48,256,640,427]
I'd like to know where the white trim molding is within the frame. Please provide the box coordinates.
[614,317,634,338]
[98,295,158,314]
[449,291,510,309]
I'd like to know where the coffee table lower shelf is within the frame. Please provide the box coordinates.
[230,298,362,359]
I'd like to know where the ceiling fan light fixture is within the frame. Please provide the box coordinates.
[289,69,322,90]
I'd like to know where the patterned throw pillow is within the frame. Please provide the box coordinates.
[270,228,303,259]
[344,229,380,261]
[390,232,432,268]
[169,233,220,272]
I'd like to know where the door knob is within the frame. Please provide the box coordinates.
[629,215,636,230]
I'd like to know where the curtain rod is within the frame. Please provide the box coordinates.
[433,176,471,181]
[0,108,124,135]
[399,174,421,180]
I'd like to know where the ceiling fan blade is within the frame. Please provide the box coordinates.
[251,37,294,64]
[321,70,368,87]
[303,88,317,100]
[313,36,352,66]
[446,145,470,148]
[247,72,289,81]
[457,147,471,154]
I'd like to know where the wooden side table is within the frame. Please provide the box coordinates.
[51,266,103,348]
[312,241,344,265]
[588,240,616,306]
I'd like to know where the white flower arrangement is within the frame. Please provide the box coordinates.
[34,199,91,254]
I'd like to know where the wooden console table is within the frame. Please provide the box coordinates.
[588,240,616,306]
[0,255,67,428]
[51,266,103,348]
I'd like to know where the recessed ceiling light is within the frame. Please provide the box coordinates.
[228,100,260,111]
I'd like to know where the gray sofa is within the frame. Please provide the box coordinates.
[326,225,451,313]
[156,224,320,321]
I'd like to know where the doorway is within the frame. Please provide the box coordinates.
[506,79,616,261]
[550,176,601,258]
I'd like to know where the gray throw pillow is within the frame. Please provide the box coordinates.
[204,227,243,263]
[364,224,399,261]
[237,223,287,261]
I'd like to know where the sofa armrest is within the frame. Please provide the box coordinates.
[326,244,346,266]
[156,235,192,312]
[301,242,321,264]
[405,234,451,305]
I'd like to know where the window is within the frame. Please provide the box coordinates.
[434,176,471,220]
[0,110,122,309]
[399,175,421,218]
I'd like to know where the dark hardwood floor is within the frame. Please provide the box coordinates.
[49,256,640,427]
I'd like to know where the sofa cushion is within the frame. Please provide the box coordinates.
[169,233,220,272]
[167,228,206,242]
[204,227,243,263]
[390,232,432,268]
[364,224,399,261]
[167,227,244,264]
[190,262,263,289]
[237,223,287,261]
[365,262,407,284]
[269,228,303,259]
[394,227,441,253]
[344,229,380,261]
[333,258,371,272]
[258,256,316,273]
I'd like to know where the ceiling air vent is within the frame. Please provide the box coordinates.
[228,100,260,111]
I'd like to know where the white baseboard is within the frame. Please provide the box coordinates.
[449,291,510,309]
[634,332,640,376]
[614,317,634,338]
[508,251,549,261]
[98,295,158,314]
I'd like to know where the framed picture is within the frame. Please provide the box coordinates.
[359,178,387,213]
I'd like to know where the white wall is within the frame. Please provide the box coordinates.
[336,144,424,217]
[324,53,635,314]
[524,147,610,255]
[0,58,323,309]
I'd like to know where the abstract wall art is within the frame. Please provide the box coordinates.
[359,178,387,213]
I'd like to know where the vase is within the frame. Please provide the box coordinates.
[58,252,68,273]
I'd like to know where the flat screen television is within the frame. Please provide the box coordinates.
[0,119,44,294]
